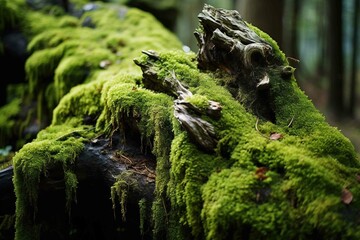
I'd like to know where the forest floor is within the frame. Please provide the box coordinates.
[300,81,360,153]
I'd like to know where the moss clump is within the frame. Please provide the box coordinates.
[185,94,209,111]
[97,73,174,239]
[52,79,105,126]
[138,198,147,236]
[23,2,182,128]
[111,171,139,221]
[0,99,21,147]
[133,50,360,239]
[12,124,94,240]
[10,2,183,239]
[0,0,25,35]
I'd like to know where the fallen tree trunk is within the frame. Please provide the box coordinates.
[2,2,360,240]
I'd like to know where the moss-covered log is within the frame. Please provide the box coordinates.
[0,134,156,239]
[1,1,360,240]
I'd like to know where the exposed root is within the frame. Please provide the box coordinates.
[287,116,295,128]
[255,118,268,138]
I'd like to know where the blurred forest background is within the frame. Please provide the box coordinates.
[118,0,360,151]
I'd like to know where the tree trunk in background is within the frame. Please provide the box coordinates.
[175,0,234,51]
[289,0,300,60]
[316,0,326,77]
[283,0,301,79]
[327,0,344,118]
[236,0,284,49]
[175,0,205,51]
[348,0,359,117]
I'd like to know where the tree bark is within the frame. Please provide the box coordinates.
[236,0,284,49]
[328,0,344,118]
[289,0,300,61]
[348,0,359,117]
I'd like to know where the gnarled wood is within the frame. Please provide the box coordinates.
[135,51,222,152]
[194,4,289,122]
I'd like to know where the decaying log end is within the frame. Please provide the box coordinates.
[135,52,221,152]
[195,4,289,123]
[135,3,295,151]
[168,71,221,152]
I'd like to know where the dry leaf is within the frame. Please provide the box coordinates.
[255,167,268,181]
[356,174,360,183]
[341,188,353,204]
[270,133,283,140]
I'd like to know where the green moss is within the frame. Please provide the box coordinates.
[24,11,71,38]
[119,0,177,10]
[12,124,93,240]
[64,171,78,212]
[132,50,360,239]
[27,28,106,53]
[9,2,360,240]
[111,171,139,221]
[0,0,25,34]
[52,80,105,126]
[185,94,209,111]
[25,46,64,96]
[0,214,15,239]
[248,23,288,65]
[0,147,14,170]
[138,198,147,236]
[23,2,182,129]
[0,99,21,147]
[54,48,114,101]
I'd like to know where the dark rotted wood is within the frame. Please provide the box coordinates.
[0,134,156,240]
[38,134,155,240]
[0,166,15,215]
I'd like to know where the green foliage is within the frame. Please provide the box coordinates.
[12,124,93,240]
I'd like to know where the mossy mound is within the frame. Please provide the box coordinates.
[131,50,360,239]
[24,1,182,127]
[6,2,360,240]
[13,124,93,239]
[0,0,182,150]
